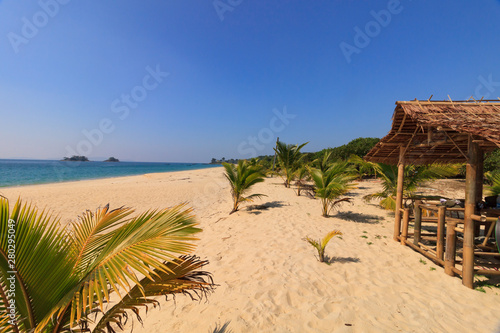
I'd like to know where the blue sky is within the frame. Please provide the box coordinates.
[0,0,499,162]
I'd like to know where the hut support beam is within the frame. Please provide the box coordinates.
[394,146,405,241]
[413,200,422,246]
[437,206,446,260]
[474,149,484,236]
[462,136,479,289]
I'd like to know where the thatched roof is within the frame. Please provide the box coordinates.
[364,99,500,165]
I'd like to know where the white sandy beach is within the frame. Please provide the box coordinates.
[1,167,499,333]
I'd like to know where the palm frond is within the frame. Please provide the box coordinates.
[274,141,308,187]
[367,163,459,211]
[485,171,500,196]
[36,204,202,332]
[321,230,343,250]
[304,230,343,262]
[309,163,356,217]
[91,255,215,333]
[0,197,76,331]
[70,205,135,275]
[223,161,266,213]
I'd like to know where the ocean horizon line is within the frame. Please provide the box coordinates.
[0,159,221,188]
[0,158,212,164]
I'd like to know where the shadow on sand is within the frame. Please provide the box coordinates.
[246,201,287,214]
[333,211,382,224]
[324,255,361,264]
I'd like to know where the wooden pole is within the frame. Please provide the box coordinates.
[463,136,479,289]
[437,206,446,260]
[413,200,422,246]
[401,208,410,245]
[394,146,405,241]
[445,221,457,276]
[272,137,279,172]
[474,149,484,236]
[475,148,484,204]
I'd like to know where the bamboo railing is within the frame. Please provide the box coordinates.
[396,201,500,279]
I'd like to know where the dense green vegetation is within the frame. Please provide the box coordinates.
[220,137,498,215]
[309,137,380,163]
[363,163,460,210]
[485,149,500,173]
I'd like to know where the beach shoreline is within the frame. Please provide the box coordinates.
[0,159,220,189]
[1,167,499,332]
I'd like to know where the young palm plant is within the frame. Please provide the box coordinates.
[348,154,378,180]
[485,171,500,196]
[309,162,356,217]
[312,151,333,173]
[223,160,266,214]
[304,230,343,263]
[293,165,310,196]
[274,141,308,188]
[0,197,215,333]
[363,163,459,210]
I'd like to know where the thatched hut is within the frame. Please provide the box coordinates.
[365,99,500,288]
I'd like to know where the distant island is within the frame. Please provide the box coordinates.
[210,158,239,164]
[62,155,89,162]
[104,157,120,162]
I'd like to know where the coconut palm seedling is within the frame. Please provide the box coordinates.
[293,165,310,196]
[312,151,333,173]
[304,230,343,263]
[223,160,266,214]
[0,196,215,333]
[309,161,356,217]
[363,163,459,210]
[348,154,378,180]
[274,141,308,188]
[485,171,500,196]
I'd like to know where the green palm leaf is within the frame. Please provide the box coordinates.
[274,141,308,187]
[223,161,266,214]
[0,197,76,331]
[0,196,210,333]
[485,171,500,196]
[368,163,459,211]
[309,162,356,217]
[91,255,215,333]
[305,230,343,262]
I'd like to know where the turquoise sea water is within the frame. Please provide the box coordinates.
[0,159,219,187]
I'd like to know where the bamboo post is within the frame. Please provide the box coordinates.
[463,136,479,289]
[401,208,410,245]
[394,146,405,241]
[474,149,484,236]
[413,200,422,246]
[445,221,457,276]
[437,206,446,260]
[475,149,484,204]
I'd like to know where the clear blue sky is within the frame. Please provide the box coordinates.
[1,0,499,162]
